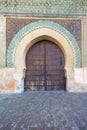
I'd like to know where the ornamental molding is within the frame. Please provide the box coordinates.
[7,20,81,67]
[0,0,87,15]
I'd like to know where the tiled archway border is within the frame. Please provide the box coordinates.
[7,20,80,67]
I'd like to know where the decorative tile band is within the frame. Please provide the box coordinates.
[7,20,80,67]
[0,0,87,15]
[6,18,81,49]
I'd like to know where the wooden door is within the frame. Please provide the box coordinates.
[24,40,66,91]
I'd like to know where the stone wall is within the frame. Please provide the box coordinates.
[0,13,87,93]
[0,15,6,67]
[0,67,87,93]
[73,68,87,92]
[0,68,24,93]
[82,17,87,67]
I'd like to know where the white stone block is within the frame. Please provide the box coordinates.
[74,68,83,83]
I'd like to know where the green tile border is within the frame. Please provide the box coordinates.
[7,20,81,67]
[0,0,87,15]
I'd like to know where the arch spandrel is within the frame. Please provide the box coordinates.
[7,20,80,68]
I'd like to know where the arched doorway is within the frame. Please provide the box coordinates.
[7,20,81,92]
[24,40,66,91]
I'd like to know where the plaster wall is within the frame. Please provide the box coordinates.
[73,68,87,92]
[82,17,87,67]
[0,68,24,93]
[0,15,6,67]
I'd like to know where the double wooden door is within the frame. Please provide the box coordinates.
[24,40,66,91]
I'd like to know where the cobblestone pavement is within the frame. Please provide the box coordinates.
[0,91,87,130]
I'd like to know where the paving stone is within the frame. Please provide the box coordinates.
[0,91,87,130]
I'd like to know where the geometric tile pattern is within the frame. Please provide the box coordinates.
[6,18,81,49]
[0,0,87,15]
[7,20,81,68]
